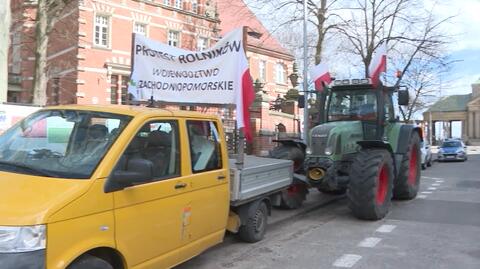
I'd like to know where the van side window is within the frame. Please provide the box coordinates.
[114,120,180,182]
[187,120,222,173]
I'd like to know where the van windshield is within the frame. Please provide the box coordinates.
[0,109,132,179]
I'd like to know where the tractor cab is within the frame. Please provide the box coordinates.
[320,78,409,141]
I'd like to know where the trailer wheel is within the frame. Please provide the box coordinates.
[68,255,113,269]
[278,183,307,209]
[393,132,421,200]
[238,201,268,243]
[347,149,394,220]
[269,145,305,173]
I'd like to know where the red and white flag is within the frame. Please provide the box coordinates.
[236,48,255,142]
[309,63,332,92]
[368,43,387,87]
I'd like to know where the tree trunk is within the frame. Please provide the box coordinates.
[0,0,11,103]
[32,0,49,105]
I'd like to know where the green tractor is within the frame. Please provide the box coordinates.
[270,79,422,220]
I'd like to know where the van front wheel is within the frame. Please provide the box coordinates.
[68,255,113,269]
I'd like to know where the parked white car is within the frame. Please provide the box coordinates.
[420,141,433,169]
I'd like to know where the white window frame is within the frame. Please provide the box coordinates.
[192,0,198,13]
[168,30,180,47]
[275,63,286,84]
[133,22,148,36]
[197,37,208,51]
[259,60,266,82]
[93,14,111,48]
[163,0,170,6]
[174,0,183,9]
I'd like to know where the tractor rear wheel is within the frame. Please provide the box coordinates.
[347,149,394,220]
[269,144,305,173]
[393,132,421,200]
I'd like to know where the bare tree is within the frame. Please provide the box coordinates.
[248,0,342,65]
[336,0,454,121]
[32,0,74,105]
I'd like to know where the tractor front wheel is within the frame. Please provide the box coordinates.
[393,132,421,200]
[347,149,394,220]
[279,183,308,209]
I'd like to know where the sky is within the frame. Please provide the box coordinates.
[247,0,480,97]
[436,0,480,95]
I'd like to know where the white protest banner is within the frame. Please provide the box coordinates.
[128,28,255,140]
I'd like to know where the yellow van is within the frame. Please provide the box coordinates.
[0,105,293,269]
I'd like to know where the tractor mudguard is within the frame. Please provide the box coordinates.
[397,125,423,154]
[272,139,307,151]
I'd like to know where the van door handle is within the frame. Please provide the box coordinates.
[175,183,187,189]
[217,175,226,180]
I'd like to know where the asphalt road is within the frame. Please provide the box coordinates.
[177,150,480,269]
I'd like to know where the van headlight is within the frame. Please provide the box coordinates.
[0,225,46,253]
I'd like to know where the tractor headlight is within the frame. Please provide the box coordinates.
[0,225,46,253]
[306,147,312,155]
[324,146,333,156]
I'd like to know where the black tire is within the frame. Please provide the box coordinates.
[68,255,113,269]
[278,183,308,209]
[317,186,347,195]
[238,201,268,243]
[347,149,394,220]
[269,145,305,173]
[393,132,421,200]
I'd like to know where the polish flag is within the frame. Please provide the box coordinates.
[236,48,255,142]
[368,43,387,87]
[309,63,332,92]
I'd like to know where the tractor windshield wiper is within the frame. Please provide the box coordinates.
[0,161,59,177]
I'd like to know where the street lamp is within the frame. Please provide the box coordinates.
[253,78,265,94]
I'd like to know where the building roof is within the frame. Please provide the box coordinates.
[473,77,480,85]
[426,94,472,113]
[216,0,293,58]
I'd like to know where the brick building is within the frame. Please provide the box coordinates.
[7,0,299,155]
[8,0,219,105]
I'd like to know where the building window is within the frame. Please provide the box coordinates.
[174,0,182,9]
[197,37,208,51]
[163,0,170,5]
[111,75,119,104]
[52,78,60,105]
[94,15,110,47]
[192,0,198,13]
[11,30,21,74]
[168,30,180,47]
[275,63,285,84]
[134,22,147,36]
[259,60,266,82]
[111,75,130,104]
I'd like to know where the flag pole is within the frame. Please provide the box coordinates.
[235,26,248,170]
[302,0,309,142]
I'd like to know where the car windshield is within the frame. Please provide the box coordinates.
[0,109,132,179]
[328,89,377,122]
[442,141,462,148]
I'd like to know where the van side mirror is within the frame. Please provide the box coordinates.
[298,95,305,108]
[398,90,409,106]
[104,159,153,193]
